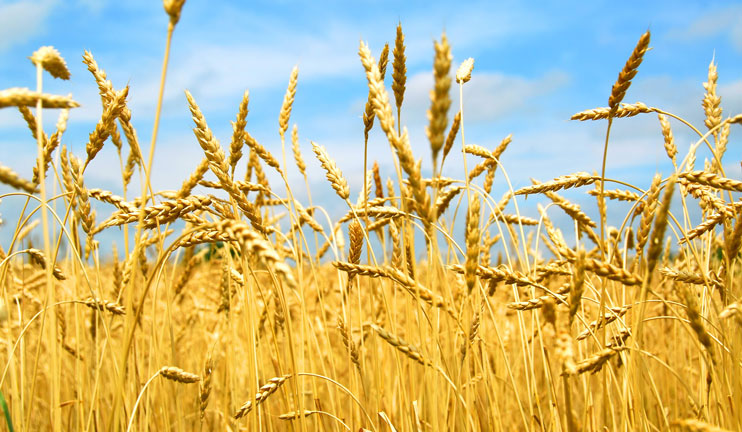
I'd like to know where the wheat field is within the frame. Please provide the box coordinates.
[0,2,741,431]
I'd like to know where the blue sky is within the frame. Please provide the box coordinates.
[1,0,742,251]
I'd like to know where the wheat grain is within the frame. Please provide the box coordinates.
[163,0,186,24]
[571,102,654,121]
[465,196,481,293]
[233,375,291,419]
[670,419,732,432]
[229,90,249,172]
[702,58,722,131]
[30,46,70,80]
[0,164,38,193]
[576,306,631,340]
[427,33,452,163]
[658,113,677,165]
[514,172,596,196]
[311,141,350,200]
[83,297,125,315]
[159,366,200,384]
[636,173,662,259]
[185,90,264,232]
[392,22,407,116]
[291,124,306,177]
[679,171,742,193]
[371,324,430,366]
[279,66,298,138]
[456,58,474,84]
[26,248,66,280]
[199,353,213,422]
[608,31,651,111]
[0,87,79,108]
[363,44,390,138]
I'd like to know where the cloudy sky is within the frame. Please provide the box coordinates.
[1,0,742,251]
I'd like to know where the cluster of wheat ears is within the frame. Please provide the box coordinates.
[0,2,741,431]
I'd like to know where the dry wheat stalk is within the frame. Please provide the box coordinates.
[679,171,742,193]
[670,419,732,432]
[30,46,71,80]
[69,155,96,243]
[449,263,542,289]
[89,189,135,212]
[608,31,651,111]
[585,256,642,286]
[363,43,390,138]
[568,250,586,324]
[16,219,39,244]
[199,353,213,422]
[372,161,384,199]
[427,32,452,163]
[571,102,654,121]
[233,375,292,419]
[441,111,461,164]
[360,42,430,221]
[681,212,727,244]
[279,66,298,138]
[194,219,295,288]
[646,177,675,277]
[311,141,350,200]
[465,196,481,293]
[229,90,249,172]
[713,122,730,173]
[463,144,494,160]
[658,113,678,165]
[533,261,572,282]
[544,190,597,230]
[83,297,125,315]
[0,87,79,108]
[434,185,464,219]
[26,248,66,281]
[508,292,568,311]
[244,131,281,174]
[724,207,742,264]
[636,173,662,258]
[159,366,200,384]
[291,124,306,177]
[278,410,320,420]
[495,214,539,226]
[86,86,129,164]
[333,261,452,315]
[564,347,627,376]
[702,59,722,132]
[587,187,643,208]
[576,306,631,340]
[719,303,742,326]
[660,267,722,289]
[177,157,210,198]
[392,22,406,117]
[163,0,186,24]
[456,58,474,84]
[338,317,361,372]
[514,172,596,196]
[371,324,430,366]
[185,90,264,232]
[0,164,38,193]
[676,278,718,364]
[96,195,212,231]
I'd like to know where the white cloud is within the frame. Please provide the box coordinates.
[0,0,56,51]
[402,69,569,126]
[668,5,742,52]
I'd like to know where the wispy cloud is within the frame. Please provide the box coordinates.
[667,4,742,52]
[0,0,56,51]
